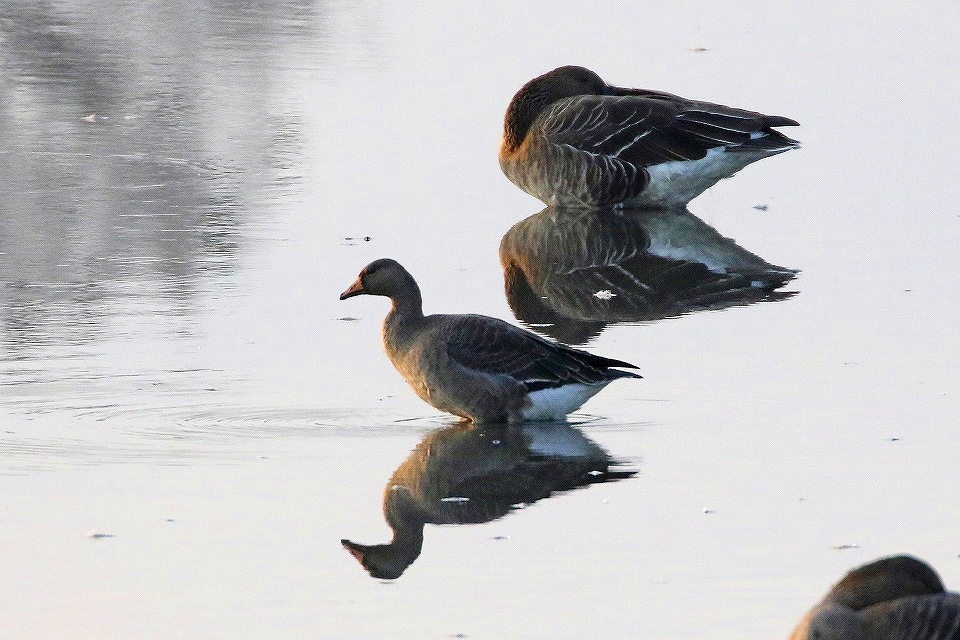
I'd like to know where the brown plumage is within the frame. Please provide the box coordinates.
[340,259,641,423]
[790,555,960,640]
[499,65,800,208]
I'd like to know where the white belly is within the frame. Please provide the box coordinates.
[631,147,770,208]
[522,383,609,421]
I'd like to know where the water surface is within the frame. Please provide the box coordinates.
[1,1,959,638]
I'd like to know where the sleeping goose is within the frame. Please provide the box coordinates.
[340,259,641,423]
[499,65,800,209]
[790,555,960,640]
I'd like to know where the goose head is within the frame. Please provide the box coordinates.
[340,258,416,301]
[502,66,609,151]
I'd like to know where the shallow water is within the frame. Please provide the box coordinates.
[2,1,959,638]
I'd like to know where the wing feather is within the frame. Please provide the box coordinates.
[539,94,797,170]
[442,315,638,389]
[879,593,960,640]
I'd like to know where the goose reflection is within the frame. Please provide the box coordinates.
[342,420,634,579]
[500,207,798,344]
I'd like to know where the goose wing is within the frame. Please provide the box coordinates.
[539,93,799,167]
[442,314,639,390]
[871,593,960,640]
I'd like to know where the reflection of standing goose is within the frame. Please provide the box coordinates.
[500,207,797,344]
[342,421,634,579]
[790,555,960,640]
[340,259,641,423]
[499,65,799,208]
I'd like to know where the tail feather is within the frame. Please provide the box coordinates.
[729,129,801,153]
[577,350,642,372]
[763,115,800,128]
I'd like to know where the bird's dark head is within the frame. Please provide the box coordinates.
[502,66,608,151]
[538,65,609,97]
[339,258,408,300]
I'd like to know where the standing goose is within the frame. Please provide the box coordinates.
[340,259,641,423]
[499,65,800,209]
[790,555,960,640]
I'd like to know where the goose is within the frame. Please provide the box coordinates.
[339,259,641,423]
[790,555,960,640]
[499,65,800,209]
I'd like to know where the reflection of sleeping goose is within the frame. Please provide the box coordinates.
[500,207,797,344]
[342,421,634,579]
[499,65,800,209]
[340,259,641,423]
[790,555,960,640]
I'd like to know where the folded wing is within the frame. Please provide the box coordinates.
[443,315,639,391]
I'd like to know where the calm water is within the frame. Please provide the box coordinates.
[2,1,959,638]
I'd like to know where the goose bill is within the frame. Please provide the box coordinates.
[340,278,366,300]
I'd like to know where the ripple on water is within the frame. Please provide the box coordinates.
[0,360,652,474]
[0,385,443,474]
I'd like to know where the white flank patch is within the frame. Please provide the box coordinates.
[632,147,773,208]
[522,383,608,421]
[593,289,616,299]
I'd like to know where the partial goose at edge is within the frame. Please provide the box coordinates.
[790,555,960,640]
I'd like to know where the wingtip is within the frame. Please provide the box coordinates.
[768,115,800,128]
